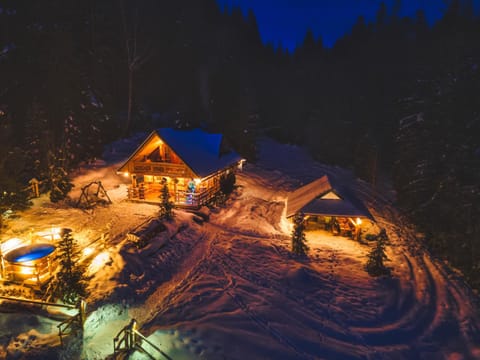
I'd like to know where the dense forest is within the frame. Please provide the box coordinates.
[1,0,480,289]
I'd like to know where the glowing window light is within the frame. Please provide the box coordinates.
[356,218,362,226]
[194,178,202,185]
[123,172,129,177]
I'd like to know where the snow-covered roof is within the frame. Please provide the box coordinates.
[286,175,372,219]
[156,128,242,177]
[118,128,243,178]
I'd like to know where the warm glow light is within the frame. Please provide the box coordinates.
[51,227,61,239]
[194,178,201,185]
[238,159,246,170]
[88,251,110,275]
[83,247,94,257]
[19,262,35,275]
[356,218,362,226]
[36,227,61,241]
[124,172,129,177]
[1,238,24,254]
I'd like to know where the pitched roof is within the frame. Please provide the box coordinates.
[286,175,373,219]
[156,128,242,178]
[117,128,243,178]
[286,176,333,217]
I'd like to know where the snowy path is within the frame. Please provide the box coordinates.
[2,138,480,359]
[129,161,480,359]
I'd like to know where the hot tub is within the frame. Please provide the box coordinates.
[3,243,57,284]
[4,243,56,263]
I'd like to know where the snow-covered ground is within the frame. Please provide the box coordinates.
[1,136,480,359]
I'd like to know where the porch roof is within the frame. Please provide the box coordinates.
[286,175,373,220]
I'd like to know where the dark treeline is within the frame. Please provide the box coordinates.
[0,1,480,288]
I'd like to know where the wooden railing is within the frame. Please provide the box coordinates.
[127,183,218,208]
[133,161,191,178]
[57,299,87,346]
[176,186,217,207]
[113,319,172,359]
[2,256,56,285]
[0,295,85,347]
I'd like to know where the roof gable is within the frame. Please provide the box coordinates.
[286,175,373,219]
[286,175,333,217]
[321,191,341,200]
[118,128,242,178]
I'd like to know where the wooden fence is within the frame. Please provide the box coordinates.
[113,319,172,360]
[0,295,85,346]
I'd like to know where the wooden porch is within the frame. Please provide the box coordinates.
[126,183,218,208]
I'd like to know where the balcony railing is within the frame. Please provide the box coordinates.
[127,184,218,208]
[132,161,190,178]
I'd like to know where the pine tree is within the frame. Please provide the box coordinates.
[291,212,308,255]
[54,229,87,304]
[159,177,174,220]
[365,229,390,277]
[47,150,74,203]
[220,172,236,195]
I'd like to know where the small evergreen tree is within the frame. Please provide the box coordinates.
[220,172,236,195]
[47,150,74,203]
[213,191,227,207]
[159,177,174,220]
[54,229,87,304]
[291,212,308,255]
[365,229,391,277]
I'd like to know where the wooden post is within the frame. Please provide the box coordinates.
[78,299,87,328]
[29,178,40,198]
[0,254,4,279]
[130,319,138,348]
[173,178,177,204]
[35,264,40,284]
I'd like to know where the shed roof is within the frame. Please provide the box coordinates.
[286,175,373,219]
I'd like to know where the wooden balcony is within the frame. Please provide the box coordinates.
[132,161,192,178]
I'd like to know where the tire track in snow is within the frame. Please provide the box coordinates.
[135,230,220,328]
[207,227,372,359]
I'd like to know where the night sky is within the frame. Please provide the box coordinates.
[217,0,480,50]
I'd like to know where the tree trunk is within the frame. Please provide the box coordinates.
[125,67,134,136]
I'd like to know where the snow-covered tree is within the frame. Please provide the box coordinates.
[159,177,174,220]
[291,212,308,255]
[365,229,390,277]
[47,150,74,203]
[54,229,87,305]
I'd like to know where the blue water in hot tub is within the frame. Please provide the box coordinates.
[4,244,56,263]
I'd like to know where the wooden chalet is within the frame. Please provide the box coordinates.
[286,175,374,236]
[117,128,244,208]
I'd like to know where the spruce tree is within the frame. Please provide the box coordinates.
[54,229,87,304]
[365,229,390,277]
[159,177,174,220]
[47,150,74,203]
[291,212,308,255]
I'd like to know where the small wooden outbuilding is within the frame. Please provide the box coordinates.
[117,128,244,207]
[286,175,374,236]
